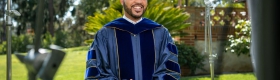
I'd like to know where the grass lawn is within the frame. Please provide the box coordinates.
[0,46,88,80]
[180,72,256,80]
[0,46,256,80]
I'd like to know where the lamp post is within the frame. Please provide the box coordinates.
[6,0,11,79]
[203,0,221,80]
[5,0,65,79]
[6,0,21,79]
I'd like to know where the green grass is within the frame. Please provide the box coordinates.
[0,46,256,80]
[0,46,88,80]
[181,72,256,80]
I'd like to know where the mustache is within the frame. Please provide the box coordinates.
[132,3,144,8]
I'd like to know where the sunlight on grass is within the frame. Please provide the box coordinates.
[0,53,28,80]
[0,46,88,80]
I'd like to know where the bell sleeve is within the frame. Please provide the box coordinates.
[153,29,181,80]
[84,30,118,80]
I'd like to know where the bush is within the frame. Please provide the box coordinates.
[0,41,7,55]
[12,34,33,52]
[44,30,86,48]
[42,32,55,49]
[0,30,87,54]
[225,19,251,56]
[63,30,87,48]
[0,34,33,54]
[176,42,206,75]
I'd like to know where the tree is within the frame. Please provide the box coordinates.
[71,0,112,37]
[12,0,73,36]
[0,0,6,42]
[76,0,112,26]
[186,0,245,8]
[78,0,110,16]
[0,0,4,18]
[84,0,191,43]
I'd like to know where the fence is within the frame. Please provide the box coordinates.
[180,7,249,45]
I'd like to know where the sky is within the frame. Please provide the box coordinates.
[63,0,80,24]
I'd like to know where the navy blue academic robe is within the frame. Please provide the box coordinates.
[85,18,180,80]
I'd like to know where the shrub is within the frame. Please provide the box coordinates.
[11,34,33,52]
[176,42,206,75]
[0,30,87,54]
[225,19,251,56]
[0,34,33,54]
[0,41,7,55]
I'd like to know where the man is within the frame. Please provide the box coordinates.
[85,0,180,80]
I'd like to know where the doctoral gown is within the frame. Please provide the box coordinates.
[85,18,180,80]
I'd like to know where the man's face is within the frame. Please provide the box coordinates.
[121,0,147,19]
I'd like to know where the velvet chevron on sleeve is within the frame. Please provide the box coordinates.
[85,48,99,78]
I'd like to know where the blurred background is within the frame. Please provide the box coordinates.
[0,0,255,80]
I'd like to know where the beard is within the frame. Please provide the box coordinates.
[123,2,146,19]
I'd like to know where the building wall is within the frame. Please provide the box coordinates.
[194,41,253,75]
[180,7,248,46]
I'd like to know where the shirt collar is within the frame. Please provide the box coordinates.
[123,15,143,24]
[104,18,162,34]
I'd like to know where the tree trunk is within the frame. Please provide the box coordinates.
[48,0,54,37]
[1,21,6,42]
[185,0,189,6]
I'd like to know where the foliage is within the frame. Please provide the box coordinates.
[75,0,115,37]
[84,8,122,35]
[0,41,6,55]
[186,0,245,8]
[0,30,86,54]
[0,0,5,18]
[53,30,68,48]
[64,30,88,47]
[12,34,34,52]
[224,3,246,8]
[0,34,33,54]
[144,0,191,36]
[46,30,87,48]
[12,0,73,35]
[84,0,191,44]
[225,19,251,56]
[176,42,206,75]
[42,32,55,49]
[0,47,255,80]
[78,0,110,16]
[0,22,4,42]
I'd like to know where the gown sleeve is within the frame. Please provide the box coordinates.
[153,28,181,80]
[84,29,118,80]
